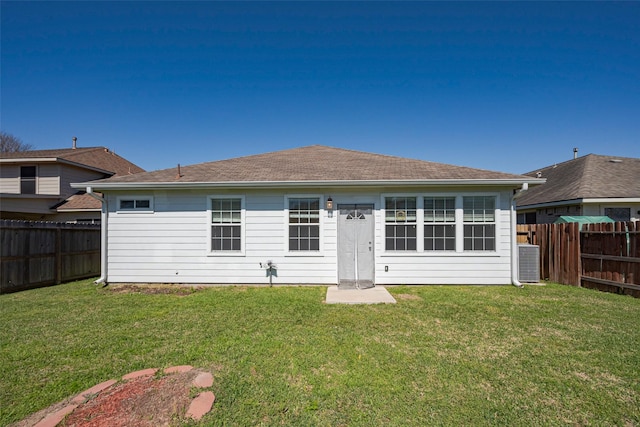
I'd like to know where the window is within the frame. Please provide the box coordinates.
[211,198,242,251]
[517,212,536,225]
[118,198,152,211]
[424,197,456,251]
[289,197,320,251]
[20,166,36,194]
[604,207,630,222]
[385,197,417,251]
[463,196,496,251]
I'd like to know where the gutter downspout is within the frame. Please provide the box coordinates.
[510,183,529,288]
[86,186,107,285]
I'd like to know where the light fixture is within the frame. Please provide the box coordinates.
[326,197,333,211]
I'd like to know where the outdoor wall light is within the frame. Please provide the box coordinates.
[326,197,333,211]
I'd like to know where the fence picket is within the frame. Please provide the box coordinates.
[0,220,100,294]
[518,221,639,297]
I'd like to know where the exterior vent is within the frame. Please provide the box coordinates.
[518,244,540,283]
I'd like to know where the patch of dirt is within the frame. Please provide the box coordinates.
[105,284,203,296]
[12,370,206,427]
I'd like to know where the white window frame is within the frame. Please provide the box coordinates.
[380,192,501,256]
[285,194,324,256]
[462,194,498,252]
[381,194,421,253]
[207,195,245,256]
[424,196,457,251]
[116,196,154,213]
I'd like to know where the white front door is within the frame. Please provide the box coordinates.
[337,204,375,289]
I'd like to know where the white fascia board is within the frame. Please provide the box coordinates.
[0,157,59,163]
[0,193,63,200]
[0,157,114,175]
[518,197,640,210]
[582,197,640,203]
[72,178,544,191]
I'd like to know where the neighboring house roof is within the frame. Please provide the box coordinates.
[80,145,539,189]
[53,192,103,212]
[0,147,145,176]
[1,147,145,214]
[517,154,640,208]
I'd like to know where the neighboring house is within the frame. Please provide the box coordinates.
[516,154,640,224]
[0,145,144,222]
[73,145,543,287]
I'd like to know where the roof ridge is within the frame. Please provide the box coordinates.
[524,153,640,175]
[58,146,109,158]
[523,154,591,175]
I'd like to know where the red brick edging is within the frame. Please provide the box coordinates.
[32,365,215,427]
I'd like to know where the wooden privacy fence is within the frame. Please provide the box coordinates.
[517,221,640,297]
[581,221,639,295]
[0,220,100,294]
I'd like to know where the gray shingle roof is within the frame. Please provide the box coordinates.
[517,154,640,207]
[0,147,144,176]
[90,145,530,185]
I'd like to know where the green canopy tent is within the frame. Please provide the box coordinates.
[553,216,615,225]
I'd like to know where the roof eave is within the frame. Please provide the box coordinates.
[517,197,640,210]
[73,178,545,191]
[55,208,102,212]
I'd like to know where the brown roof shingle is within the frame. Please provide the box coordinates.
[53,192,102,211]
[93,145,529,185]
[517,154,640,207]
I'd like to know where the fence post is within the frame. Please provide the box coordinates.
[55,227,62,285]
[23,226,30,288]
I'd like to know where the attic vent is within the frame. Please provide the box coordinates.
[609,159,623,163]
[536,171,542,178]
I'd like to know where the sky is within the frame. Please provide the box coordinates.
[1,1,639,175]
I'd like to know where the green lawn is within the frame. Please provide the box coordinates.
[1,280,639,426]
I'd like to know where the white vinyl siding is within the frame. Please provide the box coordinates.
[377,191,510,285]
[36,164,61,195]
[106,191,336,284]
[0,164,20,193]
[103,188,513,286]
[60,165,105,198]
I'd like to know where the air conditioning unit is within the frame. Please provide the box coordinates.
[518,244,540,283]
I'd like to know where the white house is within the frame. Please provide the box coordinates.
[73,146,543,287]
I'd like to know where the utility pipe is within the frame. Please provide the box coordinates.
[86,186,108,285]
[510,183,529,288]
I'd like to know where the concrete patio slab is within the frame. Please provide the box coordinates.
[325,286,396,304]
